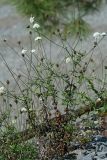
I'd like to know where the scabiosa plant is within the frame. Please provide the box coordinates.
[0,16,107,159]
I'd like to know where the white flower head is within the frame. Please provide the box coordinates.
[20,107,27,113]
[101,32,107,36]
[93,32,101,41]
[30,16,34,23]
[37,141,39,145]
[12,119,16,124]
[31,49,36,53]
[96,98,101,104]
[93,31,106,41]
[29,108,33,112]
[0,86,5,95]
[66,57,71,63]
[33,23,40,29]
[94,121,98,124]
[21,49,27,56]
[21,49,27,54]
[39,97,42,101]
[35,36,42,41]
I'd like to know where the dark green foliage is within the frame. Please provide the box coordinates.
[0,126,38,160]
[0,141,38,160]
[10,0,102,37]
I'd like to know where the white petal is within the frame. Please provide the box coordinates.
[94,121,98,124]
[0,86,5,95]
[101,32,106,36]
[29,108,33,111]
[93,32,101,38]
[30,16,34,23]
[20,107,27,112]
[31,49,36,53]
[12,120,16,124]
[96,98,101,103]
[35,37,42,41]
[33,23,40,29]
[21,49,27,54]
[0,86,5,91]
[39,97,42,101]
[66,57,71,63]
